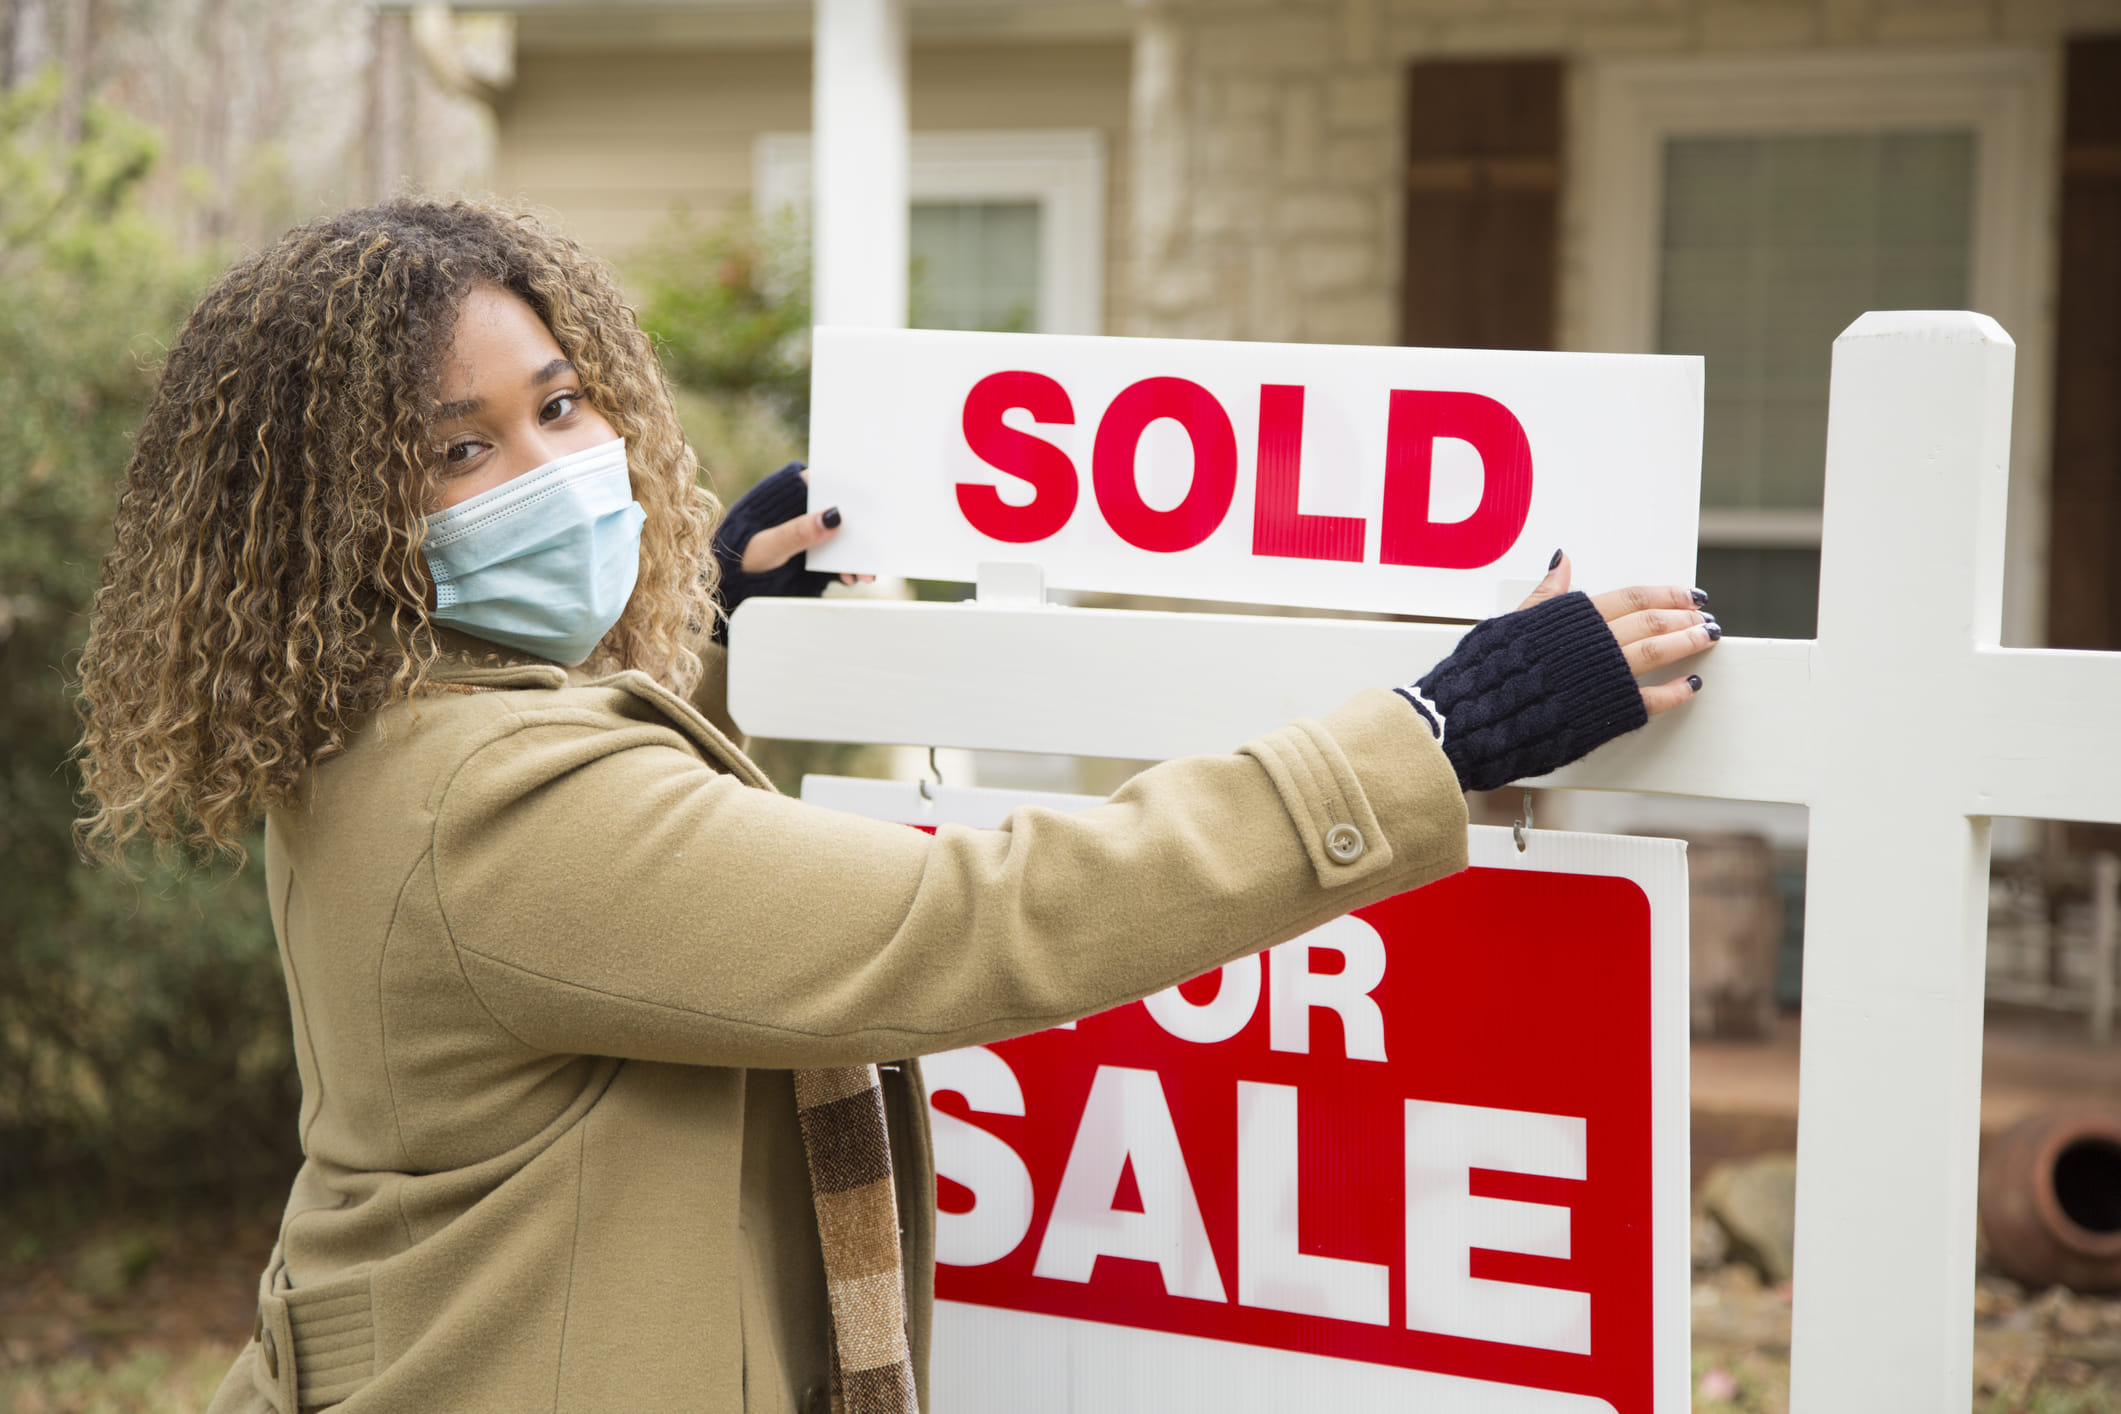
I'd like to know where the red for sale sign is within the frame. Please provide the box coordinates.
[803,778,1690,1414]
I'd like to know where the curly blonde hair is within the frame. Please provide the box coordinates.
[75,197,721,863]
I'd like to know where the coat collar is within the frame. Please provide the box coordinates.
[584,666,776,793]
[423,629,773,792]
[424,628,572,690]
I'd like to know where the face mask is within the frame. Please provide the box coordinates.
[422,437,646,666]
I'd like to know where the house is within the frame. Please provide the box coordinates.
[389,0,2119,853]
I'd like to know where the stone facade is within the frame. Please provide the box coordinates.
[1120,0,2121,347]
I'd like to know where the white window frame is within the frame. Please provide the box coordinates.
[1573,48,2057,644]
[756,129,1106,336]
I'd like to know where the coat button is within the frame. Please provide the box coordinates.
[260,1322,279,1380]
[1324,823,1365,864]
[801,1380,830,1414]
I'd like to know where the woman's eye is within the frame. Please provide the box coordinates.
[443,440,484,468]
[541,393,579,423]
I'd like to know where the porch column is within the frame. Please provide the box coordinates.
[1125,8,1185,337]
[812,0,908,329]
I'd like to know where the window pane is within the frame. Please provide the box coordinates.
[1659,132,1975,512]
[910,201,1041,333]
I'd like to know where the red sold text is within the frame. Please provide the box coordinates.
[956,373,1535,569]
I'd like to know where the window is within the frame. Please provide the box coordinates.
[1660,130,1975,636]
[910,200,1041,332]
[1581,50,2054,643]
[755,129,1105,335]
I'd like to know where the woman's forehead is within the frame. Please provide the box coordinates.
[439,286,562,401]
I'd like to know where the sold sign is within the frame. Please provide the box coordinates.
[804,778,1693,1414]
[806,329,1701,619]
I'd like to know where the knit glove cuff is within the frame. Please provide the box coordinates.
[1402,590,1647,793]
[711,462,833,642]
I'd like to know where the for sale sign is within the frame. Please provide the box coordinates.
[803,777,1691,1414]
[804,328,1702,620]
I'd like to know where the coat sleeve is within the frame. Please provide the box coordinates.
[430,687,1468,1068]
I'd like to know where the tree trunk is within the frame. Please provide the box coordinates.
[55,0,92,141]
[364,8,408,203]
[1,0,51,94]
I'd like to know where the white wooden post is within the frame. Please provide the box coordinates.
[811,0,907,329]
[1786,312,2011,1411]
[729,311,2121,1410]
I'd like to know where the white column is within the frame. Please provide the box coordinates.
[812,0,908,329]
[1788,312,2015,1413]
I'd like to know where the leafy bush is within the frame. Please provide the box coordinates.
[0,74,295,1199]
[630,204,813,432]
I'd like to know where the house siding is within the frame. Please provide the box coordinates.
[481,0,2120,674]
[1121,0,2121,348]
[493,41,1132,331]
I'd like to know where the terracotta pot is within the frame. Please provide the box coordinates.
[1978,1104,2121,1292]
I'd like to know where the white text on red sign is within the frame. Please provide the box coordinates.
[931,913,1600,1357]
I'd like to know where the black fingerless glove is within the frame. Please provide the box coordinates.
[1398,590,1646,793]
[711,462,834,643]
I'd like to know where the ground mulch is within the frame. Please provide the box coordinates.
[0,1196,275,1374]
[3,1192,2117,1412]
[1691,1263,2121,1413]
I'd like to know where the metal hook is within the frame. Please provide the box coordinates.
[917,745,943,802]
[1512,788,1534,853]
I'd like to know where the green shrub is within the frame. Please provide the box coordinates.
[0,74,294,1199]
[629,204,813,433]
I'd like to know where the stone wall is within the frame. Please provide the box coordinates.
[1121,0,2121,346]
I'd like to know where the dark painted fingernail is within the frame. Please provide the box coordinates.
[1706,622,1723,641]
[821,506,842,529]
[1690,587,1709,608]
[1687,674,1703,692]
[1549,548,1563,571]
[1701,610,1718,625]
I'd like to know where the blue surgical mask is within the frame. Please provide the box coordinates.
[422,437,646,665]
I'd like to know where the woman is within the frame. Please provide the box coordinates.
[73,198,1715,1413]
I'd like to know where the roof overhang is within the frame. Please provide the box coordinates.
[373,0,1138,49]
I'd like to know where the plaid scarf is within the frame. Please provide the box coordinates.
[794,1065,918,1414]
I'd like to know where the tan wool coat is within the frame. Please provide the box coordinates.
[206,636,1469,1413]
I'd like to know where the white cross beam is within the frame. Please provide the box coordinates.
[729,311,2121,1410]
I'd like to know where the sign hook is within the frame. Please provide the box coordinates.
[918,745,944,802]
[1513,788,1534,853]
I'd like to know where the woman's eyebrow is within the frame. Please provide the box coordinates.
[433,361,573,423]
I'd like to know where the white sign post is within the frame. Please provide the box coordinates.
[731,313,2121,1413]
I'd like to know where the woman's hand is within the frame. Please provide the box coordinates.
[1402,550,1719,791]
[735,468,871,587]
[1513,550,1718,716]
[710,464,875,641]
